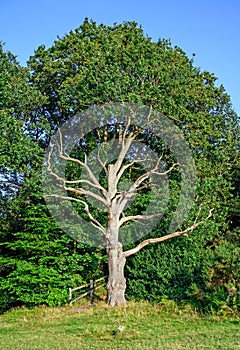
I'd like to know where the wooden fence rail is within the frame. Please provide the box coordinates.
[69,276,108,305]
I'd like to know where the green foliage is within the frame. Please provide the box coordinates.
[0,43,104,312]
[0,203,105,312]
[27,19,239,237]
[186,237,240,313]
[0,20,239,312]
[126,225,240,313]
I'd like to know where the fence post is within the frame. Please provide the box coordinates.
[89,279,94,302]
[69,276,107,305]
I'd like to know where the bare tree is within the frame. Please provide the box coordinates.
[44,104,213,306]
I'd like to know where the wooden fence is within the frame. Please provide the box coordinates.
[69,276,108,305]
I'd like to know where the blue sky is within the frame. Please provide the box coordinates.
[0,0,239,114]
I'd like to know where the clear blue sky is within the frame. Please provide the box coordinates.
[0,0,239,114]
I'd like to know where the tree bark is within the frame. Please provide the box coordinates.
[106,241,126,306]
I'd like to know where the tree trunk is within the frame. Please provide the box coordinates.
[106,241,127,306]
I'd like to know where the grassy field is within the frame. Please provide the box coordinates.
[0,300,239,350]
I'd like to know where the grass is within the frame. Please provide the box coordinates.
[0,300,239,350]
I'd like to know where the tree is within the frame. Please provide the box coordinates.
[28,19,239,307]
[43,103,214,306]
[0,44,104,312]
[0,42,45,185]
[0,42,45,250]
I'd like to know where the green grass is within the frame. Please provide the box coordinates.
[0,300,239,350]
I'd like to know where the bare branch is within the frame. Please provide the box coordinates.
[118,171,150,213]
[116,159,145,183]
[152,162,179,176]
[62,178,104,189]
[0,182,21,188]
[121,116,132,144]
[47,154,108,206]
[113,136,135,175]
[123,103,152,137]
[56,127,108,198]
[124,208,214,257]
[146,105,153,125]
[44,194,106,235]
[121,155,162,196]
[57,125,63,155]
[112,110,146,178]
[62,185,108,206]
[97,144,108,176]
[107,134,137,200]
[59,152,107,196]
[115,181,153,203]
[119,213,164,227]
[118,156,178,213]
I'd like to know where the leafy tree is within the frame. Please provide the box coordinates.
[0,41,45,248]
[0,44,104,312]
[0,201,105,312]
[29,19,239,307]
[0,43,43,310]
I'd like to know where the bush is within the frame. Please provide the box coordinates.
[125,230,240,314]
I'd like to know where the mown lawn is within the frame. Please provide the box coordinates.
[0,301,239,349]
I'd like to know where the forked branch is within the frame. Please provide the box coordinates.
[57,127,107,198]
[47,150,108,206]
[119,212,164,227]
